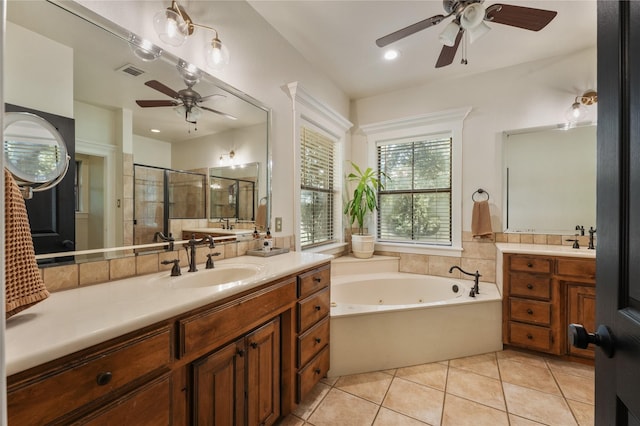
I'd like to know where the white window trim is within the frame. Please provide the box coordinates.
[360,107,471,256]
[287,82,352,251]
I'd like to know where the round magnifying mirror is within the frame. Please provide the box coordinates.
[4,112,70,190]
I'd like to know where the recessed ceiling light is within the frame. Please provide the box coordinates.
[384,49,399,61]
[150,128,161,133]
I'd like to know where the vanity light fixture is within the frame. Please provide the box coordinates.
[565,90,598,126]
[176,60,202,86]
[129,34,163,61]
[153,0,230,70]
[219,150,235,165]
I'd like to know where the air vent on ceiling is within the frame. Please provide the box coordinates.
[115,63,146,77]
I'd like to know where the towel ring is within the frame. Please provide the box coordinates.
[472,189,490,202]
[259,196,268,205]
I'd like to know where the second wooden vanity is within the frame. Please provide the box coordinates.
[5,254,331,425]
[501,249,596,360]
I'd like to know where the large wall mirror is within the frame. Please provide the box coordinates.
[6,0,271,260]
[503,124,596,235]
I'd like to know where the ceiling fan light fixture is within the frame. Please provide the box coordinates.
[384,49,400,61]
[206,36,230,70]
[439,21,460,47]
[153,4,190,47]
[460,3,486,30]
[466,20,491,44]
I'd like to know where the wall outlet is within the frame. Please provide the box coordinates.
[275,217,282,232]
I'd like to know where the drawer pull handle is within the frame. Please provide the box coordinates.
[527,309,533,315]
[315,337,322,344]
[527,284,533,289]
[314,277,322,283]
[527,263,533,268]
[527,333,533,340]
[250,342,258,349]
[314,305,322,311]
[96,372,112,386]
[238,349,245,357]
[314,368,321,375]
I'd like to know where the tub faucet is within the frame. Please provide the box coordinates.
[448,266,481,296]
[186,234,216,272]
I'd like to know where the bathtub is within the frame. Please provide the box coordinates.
[329,271,503,377]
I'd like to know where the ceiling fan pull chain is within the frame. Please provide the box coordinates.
[461,31,468,65]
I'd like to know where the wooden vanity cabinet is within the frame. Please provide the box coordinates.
[503,253,596,360]
[7,260,332,425]
[7,325,173,425]
[296,265,331,402]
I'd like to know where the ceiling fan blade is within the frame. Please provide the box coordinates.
[376,14,446,47]
[201,106,238,121]
[486,4,557,31]
[135,100,180,108]
[199,93,227,103]
[144,80,181,99]
[435,29,463,68]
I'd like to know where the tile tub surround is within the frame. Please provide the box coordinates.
[38,234,295,292]
[6,251,332,375]
[283,349,594,426]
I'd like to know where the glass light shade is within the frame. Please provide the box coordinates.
[565,101,590,123]
[153,8,189,47]
[439,21,460,47]
[460,3,485,29]
[177,60,202,86]
[466,21,491,44]
[129,35,162,61]
[187,106,203,122]
[206,38,230,70]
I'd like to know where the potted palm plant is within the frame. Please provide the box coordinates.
[344,162,387,258]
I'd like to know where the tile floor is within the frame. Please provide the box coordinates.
[279,350,594,426]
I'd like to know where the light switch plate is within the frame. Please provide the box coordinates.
[275,217,282,232]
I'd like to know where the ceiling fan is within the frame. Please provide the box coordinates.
[135,80,237,124]
[376,0,557,68]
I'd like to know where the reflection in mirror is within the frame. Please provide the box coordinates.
[504,124,596,234]
[6,1,271,262]
[209,162,259,221]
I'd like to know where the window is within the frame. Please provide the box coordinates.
[300,126,336,248]
[377,136,452,245]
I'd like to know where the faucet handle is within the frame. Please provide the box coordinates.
[205,252,221,269]
[161,259,181,276]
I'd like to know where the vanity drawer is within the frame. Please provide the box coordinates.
[298,317,330,367]
[179,278,296,358]
[556,258,596,280]
[509,298,551,326]
[509,322,553,352]
[298,287,330,333]
[509,256,552,274]
[298,265,331,299]
[297,345,330,403]
[509,273,552,300]
[8,326,172,425]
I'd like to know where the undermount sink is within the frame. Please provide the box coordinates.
[151,263,263,289]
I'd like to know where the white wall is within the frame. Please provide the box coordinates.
[132,134,172,168]
[351,47,597,234]
[6,22,73,117]
[75,0,350,235]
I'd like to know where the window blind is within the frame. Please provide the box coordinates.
[300,126,336,248]
[377,137,452,245]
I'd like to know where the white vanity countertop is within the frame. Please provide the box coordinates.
[495,243,596,259]
[183,227,254,235]
[5,252,332,376]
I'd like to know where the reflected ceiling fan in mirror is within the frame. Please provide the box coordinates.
[376,0,557,68]
[135,80,237,130]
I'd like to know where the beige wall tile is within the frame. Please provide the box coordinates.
[136,253,159,275]
[430,256,460,278]
[519,234,533,244]
[495,233,507,243]
[110,256,136,280]
[237,241,250,256]
[533,234,548,245]
[547,235,562,245]
[462,241,497,260]
[507,233,521,243]
[79,261,109,286]
[462,231,474,242]
[43,264,78,292]
[462,258,496,283]
[399,254,429,274]
[225,242,238,258]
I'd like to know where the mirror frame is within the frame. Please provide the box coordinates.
[30,0,272,260]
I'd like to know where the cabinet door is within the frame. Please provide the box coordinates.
[247,318,281,426]
[192,339,245,426]
[567,283,596,358]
